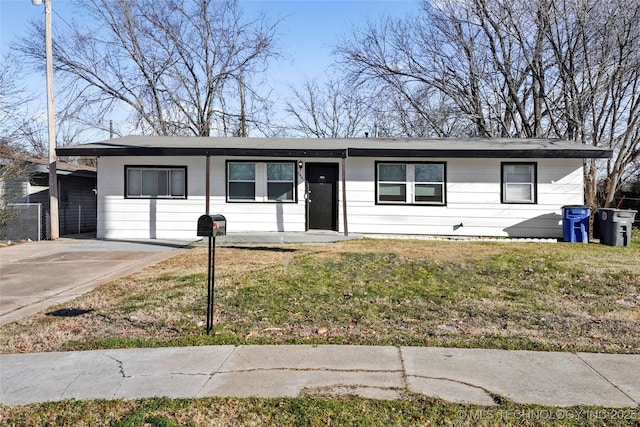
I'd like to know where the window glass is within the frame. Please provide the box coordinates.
[415,164,443,182]
[227,161,295,202]
[125,167,186,199]
[377,162,445,205]
[229,182,256,199]
[170,169,185,197]
[127,169,141,196]
[268,183,294,201]
[142,169,157,196]
[503,163,535,203]
[379,183,407,202]
[505,164,533,183]
[156,170,169,196]
[505,184,532,202]
[267,163,294,181]
[229,163,255,181]
[266,163,294,201]
[415,183,443,203]
[379,164,406,182]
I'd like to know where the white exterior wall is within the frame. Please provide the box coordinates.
[345,157,585,238]
[97,156,207,239]
[97,156,308,239]
[209,157,307,233]
[98,155,584,240]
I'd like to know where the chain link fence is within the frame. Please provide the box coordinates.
[0,203,43,242]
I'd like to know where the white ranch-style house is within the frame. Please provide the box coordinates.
[57,137,612,241]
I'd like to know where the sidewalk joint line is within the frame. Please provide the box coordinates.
[195,346,238,398]
[574,353,639,406]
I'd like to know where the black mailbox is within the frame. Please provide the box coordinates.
[197,214,226,237]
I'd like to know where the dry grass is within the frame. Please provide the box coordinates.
[1,239,638,354]
[4,395,638,427]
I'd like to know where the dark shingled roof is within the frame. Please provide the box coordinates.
[56,136,613,159]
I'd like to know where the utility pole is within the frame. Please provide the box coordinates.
[32,0,59,239]
[239,76,247,137]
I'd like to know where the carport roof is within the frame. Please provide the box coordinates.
[56,136,613,159]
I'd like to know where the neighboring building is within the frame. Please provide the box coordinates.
[0,157,97,239]
[56,137,611,241]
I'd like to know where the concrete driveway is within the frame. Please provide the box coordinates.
[0,235,189,326]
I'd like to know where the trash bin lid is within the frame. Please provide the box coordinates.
[562,205,590,209]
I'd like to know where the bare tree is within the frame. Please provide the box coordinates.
[0,54,38,150]
[336,0,640,206]
[285,77,369,138]
[1,52,99,157]
[17,0,279,137]
[542,0,640,207]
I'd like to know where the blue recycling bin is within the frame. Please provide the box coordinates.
[562,205,590,243]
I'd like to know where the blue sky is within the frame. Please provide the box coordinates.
[0,0,419,136]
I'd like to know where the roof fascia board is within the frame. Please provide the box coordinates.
[56,147,346,158]
[347,148,613,159]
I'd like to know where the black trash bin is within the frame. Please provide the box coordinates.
[597,209,637,247]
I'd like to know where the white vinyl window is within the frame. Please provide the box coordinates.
[266,163,295,201]
[126,166,186,199]
[502,163,536,203]
[377,162,445,205]
[378,163,407,202]
[228,162,256,200]
[227,161,295,202]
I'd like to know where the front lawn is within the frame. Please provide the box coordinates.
[2,395,639,426]
[1,237,638,354]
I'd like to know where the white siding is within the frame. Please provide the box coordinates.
[98,155,585,239]
[97,156,307,239]
[345,158,584,238]
[97,157,206,239]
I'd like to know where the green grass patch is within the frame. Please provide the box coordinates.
[2,396,638,426]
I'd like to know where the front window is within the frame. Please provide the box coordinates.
[227,161,296,202]
[228,162,256,200]
[502,163,536,203]
[126,166,186,199]
[267,163,295,201]
[378,164,406,202]
[376,162,446,205]
[414,163,444,203]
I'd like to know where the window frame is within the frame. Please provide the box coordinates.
[124,165,187,199]
[375,161,447,206]
[227,161,257,201]
[501,162,537,204]
[226,160,297,203]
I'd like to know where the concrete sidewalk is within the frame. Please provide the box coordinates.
[1,345,638,407]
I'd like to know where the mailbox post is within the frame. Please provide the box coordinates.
[197,214,226,335]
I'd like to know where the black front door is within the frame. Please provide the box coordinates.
[306,163,338,231]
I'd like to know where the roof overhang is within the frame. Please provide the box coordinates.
[56,136,613,159]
